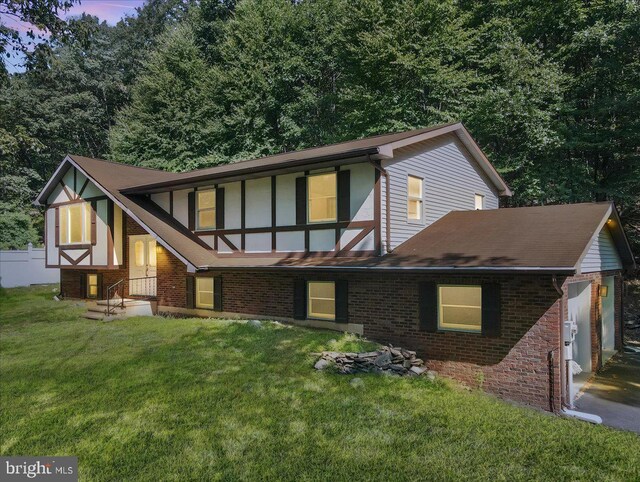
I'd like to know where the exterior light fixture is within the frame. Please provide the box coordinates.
[598,285,608,297]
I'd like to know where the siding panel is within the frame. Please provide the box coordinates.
[580,227,622,273]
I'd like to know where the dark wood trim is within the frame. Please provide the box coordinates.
[195,220,374,236]
[107,199,115,268]
[59,180,73,201]
[339,225,374,253]
[218,233,239,252]
[271,176,277,250]
[48,195,108,208]
[240,180,246,251]
[169,191,174,216]
[73,169,77,196]
[60,249,91,266]
[60,243,92,250]
[77,178,90,198]
[374,168,382,254]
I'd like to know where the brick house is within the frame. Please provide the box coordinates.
[35,122,635,412]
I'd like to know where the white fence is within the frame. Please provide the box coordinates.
[0,243,60,288]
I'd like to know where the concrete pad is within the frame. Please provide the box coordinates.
[574,350,640,434]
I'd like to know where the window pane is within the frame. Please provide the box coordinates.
[60,207,69,244]
[440,286,481,306]
[440,306,481,330]
[408,200,421,220]
[196,278,214,309]
[308,173,336,222]
[198,209,216,229]
[148,240,157,267]
[309,281,334,299]
[475,194,484,210]
[68,204,83,243]
[309,299,335,318]
[134,240,145,267]
[408,176,422,198]
[197,190,215,209]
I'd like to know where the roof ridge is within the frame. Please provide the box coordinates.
[180,122,460,175]
[68,154,171,173]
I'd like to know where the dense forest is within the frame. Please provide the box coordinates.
[1,0,638,257]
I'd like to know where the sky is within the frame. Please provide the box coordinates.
[2,0,146,73]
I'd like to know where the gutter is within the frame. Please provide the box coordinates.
[196,265,577,274]
[368,156,392,253]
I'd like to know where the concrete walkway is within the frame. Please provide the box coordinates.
[574,348,640,434]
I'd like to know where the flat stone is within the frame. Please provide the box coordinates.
[426,370,437,381]
[389,364,406,372]
[374,352,393,367]
[314,359,330,370]
[410,366,428,375]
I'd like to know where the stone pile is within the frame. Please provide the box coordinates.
[314,345,429,376]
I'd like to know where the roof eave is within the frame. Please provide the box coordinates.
[196,265,576,274]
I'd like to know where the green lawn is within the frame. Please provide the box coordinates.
[1,286,639,481]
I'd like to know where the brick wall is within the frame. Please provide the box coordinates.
[181,271,564,411]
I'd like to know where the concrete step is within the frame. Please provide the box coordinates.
[84,298,154,320]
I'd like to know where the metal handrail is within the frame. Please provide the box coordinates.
[106,279,125,315]
[128,276,157,298]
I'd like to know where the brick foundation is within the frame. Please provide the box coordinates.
[59,215,624,413]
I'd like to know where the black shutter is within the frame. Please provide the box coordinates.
[97,273,103,299]
[335,280,349,323]
[293,279,306,319]
[419,281,438,332]
[337,170,351,222]
[295,176,307,225]
[188,191,196,230]
[55,207,60,246]
[79,273,87,298]
[216,188,225,229]
[90,201,97,245]
[186,277,195,309]
[481,283,501,337]
[214,276,223,311]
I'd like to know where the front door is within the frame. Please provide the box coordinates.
[601,276,616,361]
[129,235,157,296]
[568,280,592,374]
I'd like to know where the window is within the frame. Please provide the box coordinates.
[196,189,216,230]
[307,281,335,320]
[87,274,98,299]
[475,194,484,210]
[196,278,214,309]
[308,173,337,223]
[407,176,423,221]
[59,202,91,244]
[438,285,482,332]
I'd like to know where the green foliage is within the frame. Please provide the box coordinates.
[2,285,640,479]
[0,210,40,249]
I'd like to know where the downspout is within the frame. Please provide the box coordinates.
[553,273,602,424]
[368,156,391,253]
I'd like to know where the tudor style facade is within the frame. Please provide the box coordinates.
[36,122,635,412]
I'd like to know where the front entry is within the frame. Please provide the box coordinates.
[129,235,157,296]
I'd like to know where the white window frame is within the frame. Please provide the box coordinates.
[307,172,337,224]
[474,194,485,210]
[437,284,482,333]
[196,277,214,309]
[87,274,98,299]
[307,281,336,321]
[59,202,91,245]
[196,188,216,230]
[407,175,423,222]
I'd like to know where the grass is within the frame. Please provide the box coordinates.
[1,285,639,481]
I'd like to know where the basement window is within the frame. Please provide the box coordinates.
[308,173,337,223]
[307,281,335,320]
[438,285,482,332]
[407,175,423,221]
[87,274,98,299]
[196,277,214,309]
[59,202,91,244]
[196,189,216,230]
